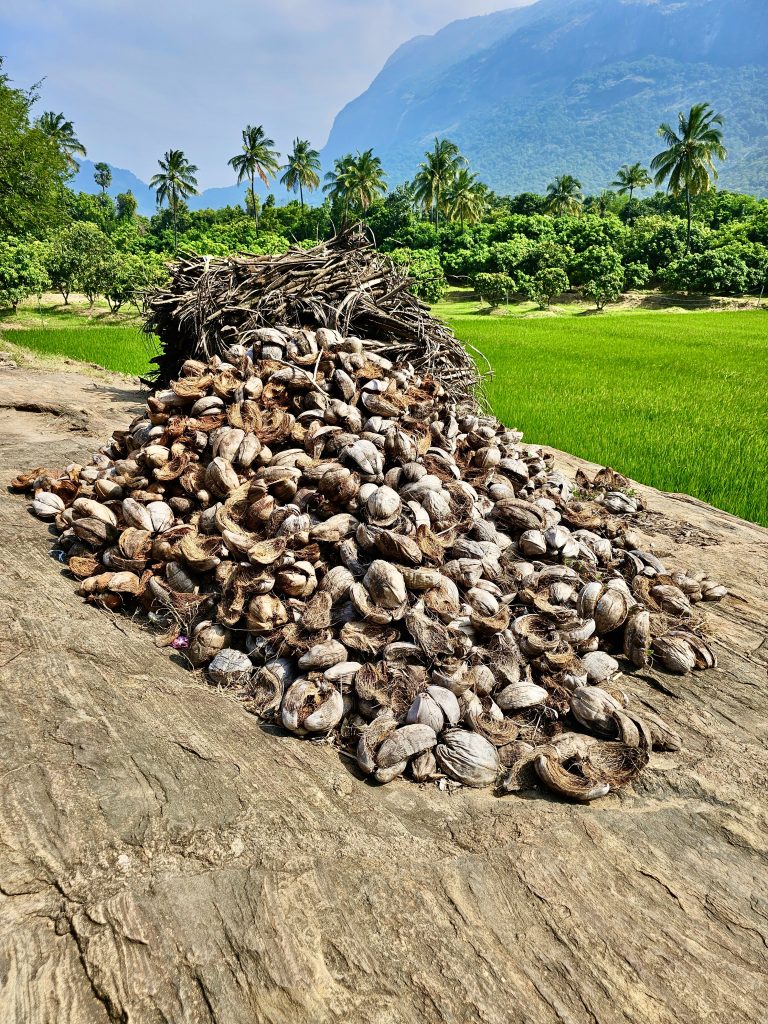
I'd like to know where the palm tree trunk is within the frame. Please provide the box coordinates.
[249,174,258,229]
[299,181,304,211]
[171,189,178,252]
[685,188,692,252]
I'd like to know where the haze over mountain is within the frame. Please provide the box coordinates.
[323,0,768,196]
[72,161,282,218]
[74,0,768,209]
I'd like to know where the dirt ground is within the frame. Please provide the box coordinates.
[1,363,766,1024]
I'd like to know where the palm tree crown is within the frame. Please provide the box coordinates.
[228,125,281,223]
[413,138,465,229]
[345,149,387,212]
[611,163,652,201]
[545,175,584,216]
[445,168,486,228]
[651,102,727,249]
[149,149,199,250]
[280,139,321,210]
[323,151,386,226]
[36,111,86,172]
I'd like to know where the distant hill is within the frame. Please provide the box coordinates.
[72,162,295,215]
[72,160,157,216]
[322,0,768,196]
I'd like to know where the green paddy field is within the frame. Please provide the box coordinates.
[2,298,766,525]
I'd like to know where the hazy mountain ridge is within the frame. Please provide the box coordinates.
[72,0,768,208]
[72,162,288,216]
[322,0,768,195]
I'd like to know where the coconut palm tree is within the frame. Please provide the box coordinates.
[545,175,584,216]
[651,102,727,251]
[345,149,387,214]
[280,139,321,210]
[445,168,486,229]
[323,151,386,225]
[413,138,464,229]
[611,162,652,202]
[228,125,281,225]
[149,149,199,251]
[36,111,86,172]
[323,155,356,227]
[93,162,112,194]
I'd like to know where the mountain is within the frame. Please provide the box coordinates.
[72,163,297,214]
[72,160,156,216]
[322,0,768,196]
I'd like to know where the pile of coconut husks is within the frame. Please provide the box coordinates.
[14,233,726,802]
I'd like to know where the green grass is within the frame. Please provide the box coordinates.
[4,325,155,377]
[442,309,768,526]
[3,296,766,525]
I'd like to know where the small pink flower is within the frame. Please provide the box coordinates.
[171,635,189,650]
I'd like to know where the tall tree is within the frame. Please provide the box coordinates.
[611,162,652,202]
[651,102,727,251]
[545,175,584,216]
[36,111,86,172]
[93,161,112,194]
[280,139,321,210]
[228,125,280,226]
[149,149,199,251]
[323,154,355,228]
[445,168,486,229]
[344,149,387,215]
[0,59,70,236]
[413,138,464,229]
[323,151,386,226]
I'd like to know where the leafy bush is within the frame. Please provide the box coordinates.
[571,245,624,288]
[47,222,114,303]
[583,270,624,310]
[662,247,751,295]
[390,247,447,303]
[0,238,49,311]
[487,235,534,275]
[624,262,652,289]
[443,245,490,278]
[525,267,569,309]
[474,272,516,307]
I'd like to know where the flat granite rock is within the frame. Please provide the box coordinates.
[1,367,766,1024]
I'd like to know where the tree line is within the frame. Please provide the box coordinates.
[1,53,766,315]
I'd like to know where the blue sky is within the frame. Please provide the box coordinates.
[0,0,531,188]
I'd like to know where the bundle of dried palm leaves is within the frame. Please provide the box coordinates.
[144,229,488,399]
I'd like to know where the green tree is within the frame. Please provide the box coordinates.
[390,247,446,303]
[93,161,112,193]
[413,139,464,230]
[474,272,516,309]
[116,191,138,221]
[0,238,49,312]
[103,251,146,313]
[445,168,487,229]
[46,222,114,304]
[526,267,569,309]
[572,245,625,309]
[36,111,86,172]
[323,154,355,227]
[228,125,280,226]
[545,175,583,216]
[611,163,652,202]
[280,139,321,210]
[0,60,70,237]
[662,246,753,296]
[651,103,727,251]
[345,149,387,216]
[149,149,199,251]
